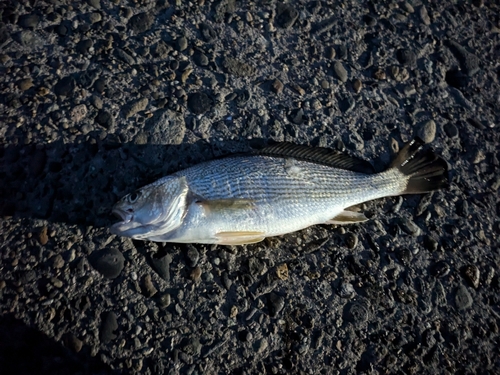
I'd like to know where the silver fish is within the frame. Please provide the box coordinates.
[110,138,448,245]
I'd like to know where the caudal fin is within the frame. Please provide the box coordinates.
[390,138,449,194]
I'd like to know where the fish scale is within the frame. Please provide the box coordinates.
[110,139,449,245]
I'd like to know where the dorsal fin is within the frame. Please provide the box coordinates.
[254,142,375,174]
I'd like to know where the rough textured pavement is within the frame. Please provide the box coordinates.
[0,0,499,374]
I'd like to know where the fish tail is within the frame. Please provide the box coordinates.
[390,138,449,194]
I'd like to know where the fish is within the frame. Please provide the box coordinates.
[110,138,449,245]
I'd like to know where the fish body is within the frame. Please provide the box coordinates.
[110,139,449,245]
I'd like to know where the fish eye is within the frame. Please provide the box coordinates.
[128,192,140,203]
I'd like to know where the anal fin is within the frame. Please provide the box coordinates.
[216,231,266,245]
[325,211,368,225]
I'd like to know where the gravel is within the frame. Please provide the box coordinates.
[0,1,499,374]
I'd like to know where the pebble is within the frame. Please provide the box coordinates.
[176,36,188,51]
[462,265,480,288]
[186,245,199,267]
[71,104,88,122]
[344,302,368,323]
[339,282,355,298]
[150,252,172,281]
[64,333,83,353]
[188,92,212,114]
[89,248,125,279]
[333,61,348,83]
[89,12,102,24]
[128,12,154,34]
[158,293,171,308]
[95,110,114,128]
[142,274,157,297]
[454,284,473,310]
[272,79,284,94]
[100,311,118,343]
[190,266,202,282]
[144,109,186,144]
[18,78,33,91]
[397,49,417,68]
[345,232,358,249]
[398,217,422,236]
[446,40,480,76]
[199,23,217,43]
[267,292,285,317]
[39,226,49,245]
[352,79,362,93]
[391,66,409,81]
[53,254,65,269]
[276,263,289,280]
[193,51,209,66]
[443,123,459,138]
[419,5,431,25]
[223,57,255,77]
[431,261,450,278]
[275,3,299,29]
[124,98,148,118]
[417,120,436,143]
[238,330,253,342]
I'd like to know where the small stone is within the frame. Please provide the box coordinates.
[290,83,305,96]
[345,232,358,249]
[339,282,355,298]
[176,36,188,51]
[186,245,199,267]
[18,78,33,91]
[255,338,268,354]
[128,12,154,34]
[88,0,101,9]
[420,5,431,25]
[142,274,157,297]
[462,265,480,288]
[267,292,285,317]
[124,98,148,118]
[238,330,253,342]
[275,3,299,29]
[200,23,217,43]
[193,51,209,66]
[190,266,202,282]
[64,333,83,353]
[158,293,171,308]
[150,252,172,281]
[188,92,212,114]
[344,302,368,323]
[100,312,118,343]
[89,12,102,24]
[417,120,436,143]
[352,79,362,93]
[333,61,348,83]
[446,40,480,77]
[396,49,417,67]
[230,305,238,318]
[39,226,48,245]
[223,57,255,77]
[443,123,459,138]
[391,66,409,81]
[276,263,288,280]
[431,261,450,278]
[95,110,113,128]
[53,254,65,269]
[398,217,422,236]
[71,104,88,122]
[89,248,125,279]
[363,14,377,27]
[454,284,472,310]
[271,79,284,94]
[374,68,386,80]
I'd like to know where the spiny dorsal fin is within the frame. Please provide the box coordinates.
[255,142,375,174]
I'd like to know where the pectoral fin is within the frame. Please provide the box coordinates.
[216,231,266,245]
[325,211,368,225]
[197,199,255,212]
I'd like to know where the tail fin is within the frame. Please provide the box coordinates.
[391,138,449,194]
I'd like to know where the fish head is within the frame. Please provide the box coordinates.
[110,177,189,240]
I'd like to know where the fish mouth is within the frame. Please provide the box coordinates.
[110,208,135,234]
